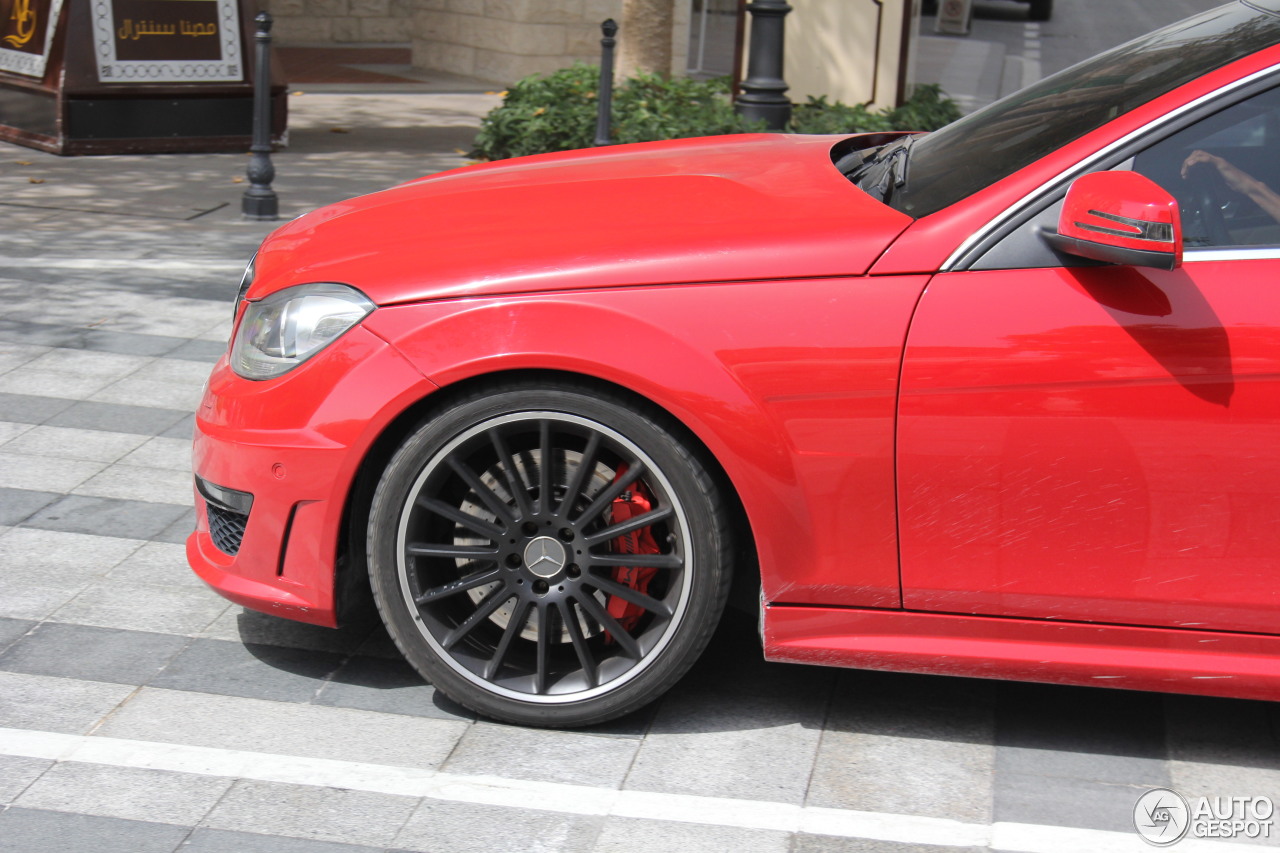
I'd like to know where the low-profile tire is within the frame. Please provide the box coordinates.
[1027,0,1052,21]
[367,382,733,727]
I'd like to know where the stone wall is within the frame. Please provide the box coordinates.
[261,0,692,85]
[412,0,690,84]
[264,0,415,45]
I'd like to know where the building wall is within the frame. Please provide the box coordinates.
[263,0,692,86]
[261,0,915,105]
[265,0,414,44]
[411,1,691,84]
[784,0,917,109]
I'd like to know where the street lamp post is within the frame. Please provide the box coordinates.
[594,19,618,147]
[735,0,792,130]
[242,12,279,221]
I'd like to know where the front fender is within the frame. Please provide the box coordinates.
[363,276,926,608]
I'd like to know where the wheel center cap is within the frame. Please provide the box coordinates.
[523,536,567,579]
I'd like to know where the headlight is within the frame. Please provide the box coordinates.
[230,282,375,381]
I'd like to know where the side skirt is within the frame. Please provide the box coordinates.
[763,605,1280,700]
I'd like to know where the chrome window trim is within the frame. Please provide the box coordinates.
[941,64,1280,272]
[1184,246,1280,261]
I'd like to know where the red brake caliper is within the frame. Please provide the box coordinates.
[606,464,660,637]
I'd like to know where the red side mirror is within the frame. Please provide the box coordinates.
[1046,171,1182,270]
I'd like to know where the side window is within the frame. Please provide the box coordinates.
[968,83,1280,272]
[1133,86,1280,248]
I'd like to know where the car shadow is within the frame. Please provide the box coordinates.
[1073,264,1234,407]
[234,604,1280,765]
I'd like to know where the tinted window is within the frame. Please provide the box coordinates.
[891,2,1280,218]
[1134,84,1280,247]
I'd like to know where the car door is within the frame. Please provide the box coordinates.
[896,84,1280,635]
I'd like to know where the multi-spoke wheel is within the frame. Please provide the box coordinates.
[367,384,733,727]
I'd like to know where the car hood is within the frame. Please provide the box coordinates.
[252,133,912,305]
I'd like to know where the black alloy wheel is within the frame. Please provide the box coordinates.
[367,383,733,727]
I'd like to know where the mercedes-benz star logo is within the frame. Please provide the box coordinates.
[523,536,567,578]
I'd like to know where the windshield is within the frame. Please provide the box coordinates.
[879,1,1280,218]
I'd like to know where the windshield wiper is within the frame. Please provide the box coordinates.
[846,143,891,183]
[873,137,915,205]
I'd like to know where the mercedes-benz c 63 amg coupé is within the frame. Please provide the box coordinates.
[191,1,1280,726]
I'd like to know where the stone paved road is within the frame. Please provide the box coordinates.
[1,48,1279,853]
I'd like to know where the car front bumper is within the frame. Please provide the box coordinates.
[187,324,437,627]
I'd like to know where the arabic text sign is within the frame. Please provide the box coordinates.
[114,0,221,61]
[91,0,243,82]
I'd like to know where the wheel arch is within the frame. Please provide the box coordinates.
[335,367,762,626]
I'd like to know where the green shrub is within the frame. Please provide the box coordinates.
[470,67,961,161]
[788,85,960,135]
[885,84,963,132]
[470,64,601,160]
[787,95,894,135]
[471,65,764,160]
[612,72,765,144]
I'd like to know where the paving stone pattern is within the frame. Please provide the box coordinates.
[1,28,1279,853]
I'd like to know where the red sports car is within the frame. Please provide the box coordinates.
[190,1,1280,727]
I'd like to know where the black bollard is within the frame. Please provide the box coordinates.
[594,19,618,147]
[735,0,792,130]
[242,11,279,221]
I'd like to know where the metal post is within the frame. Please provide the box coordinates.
[242,11,278,221]
[594,19,618,147]
[735,0,791,130]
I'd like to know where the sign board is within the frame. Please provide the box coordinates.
[0,0,66,77]
[0,0,285,155]
[935,0,971,36]
[88,0,242,82]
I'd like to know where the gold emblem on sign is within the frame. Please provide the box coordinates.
[3,0,37,48]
